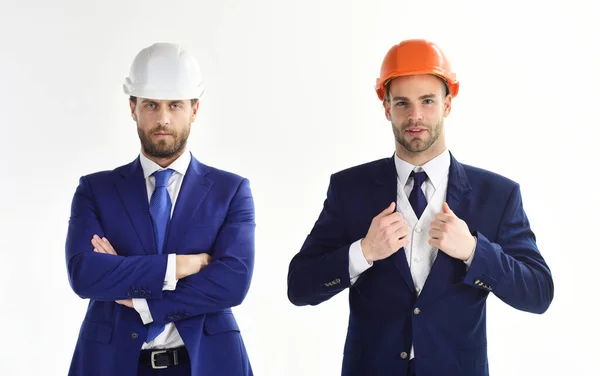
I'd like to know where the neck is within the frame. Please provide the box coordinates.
[395,142,446,166]
[142,149,185,168]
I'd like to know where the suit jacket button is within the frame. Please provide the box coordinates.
[413,307,421,315]
[131,332,138,339]
[400,352,408,359]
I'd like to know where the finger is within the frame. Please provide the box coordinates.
[102,237,117,255]
[428,238,440,249]
[429,228,443,240]
[434,212,453,223]
[93,248,101,253]
[387,218,409,233]
[393,223,409,239]
[442,202,453,215]
[376,202,396,218]
[380,212,405,227]
[91,236,108,253]
[430,219,449,231]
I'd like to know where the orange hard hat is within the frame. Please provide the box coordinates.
[375,39,459,101]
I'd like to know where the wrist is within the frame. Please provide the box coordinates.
[360,239,373,264]
[463,235,477,261]
[175,255,189,279]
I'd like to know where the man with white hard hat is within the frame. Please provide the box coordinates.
[65,42,255,376]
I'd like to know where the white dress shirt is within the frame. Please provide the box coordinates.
[348,148,474,359]
[131,149,192,350]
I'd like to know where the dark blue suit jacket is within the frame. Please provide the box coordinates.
[65,155,255,376]
[287,152,553,376]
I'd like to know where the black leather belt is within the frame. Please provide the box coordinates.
[139,347,190,369]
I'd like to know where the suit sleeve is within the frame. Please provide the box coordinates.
[145,178,255,325]
[464,183,554,314]
[65,176,169,301]
[287,174,355,306]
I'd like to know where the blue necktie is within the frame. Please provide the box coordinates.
[409,171,428,219]
[146,168,174,343]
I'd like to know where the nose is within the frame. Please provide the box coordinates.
[156,107,170,126]
[407,105,423,122]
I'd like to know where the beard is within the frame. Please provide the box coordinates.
[392,119,443,153]
[137,124,190,159]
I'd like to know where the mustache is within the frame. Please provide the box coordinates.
[149,126,175,134]
[401,121,428,130]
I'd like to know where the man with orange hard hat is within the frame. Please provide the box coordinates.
[287,39,553,376]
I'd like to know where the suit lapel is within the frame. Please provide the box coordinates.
[417,152,472,306]
[163,156,213,254]
[115,158,157,255]
[374,155,415,292]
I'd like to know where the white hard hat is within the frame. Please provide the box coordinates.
[123,42,205,100]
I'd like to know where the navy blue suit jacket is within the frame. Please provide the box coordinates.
[287,152,553,376]
[65,155,255,376]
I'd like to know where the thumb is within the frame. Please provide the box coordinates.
[442,202,453,215]
[379,201,396,217]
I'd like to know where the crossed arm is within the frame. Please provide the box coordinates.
[90,234,211,308]
[66,175,255,324]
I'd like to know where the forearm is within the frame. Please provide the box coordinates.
[67,252,168,301]
[464,231,554,314]
[287,239,352,306]
[147,255,253,326]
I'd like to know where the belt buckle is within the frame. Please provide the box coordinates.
[150,350,168,369]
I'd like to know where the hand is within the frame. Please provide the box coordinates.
[361,202,410,263]
[429,202,476,261]
[176,253,212,279]
[116,299,134,308]
[91,235,118,255]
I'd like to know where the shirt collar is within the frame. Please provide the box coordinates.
[394,148,450,189]
[139,149,192,179]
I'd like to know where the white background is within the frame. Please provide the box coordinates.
[1,0,599,375]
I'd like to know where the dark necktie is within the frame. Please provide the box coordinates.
[146,168,174,343]
[409,171,428,219]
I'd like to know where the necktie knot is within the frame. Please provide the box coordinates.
[410,170,427,188]
[153,169,174,188]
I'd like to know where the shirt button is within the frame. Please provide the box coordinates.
[415,287,421,294]
[414,307,421,315]
[413,257,422,263]
[131,332,138,339]
[415,227,422,233]
[400,352,408,359]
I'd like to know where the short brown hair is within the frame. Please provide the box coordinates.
[383,76,450,103]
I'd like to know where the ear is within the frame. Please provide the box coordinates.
[443,95,452,117]
[191,100,200,122]
[129,100,137,121]
[384,100,392,121]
